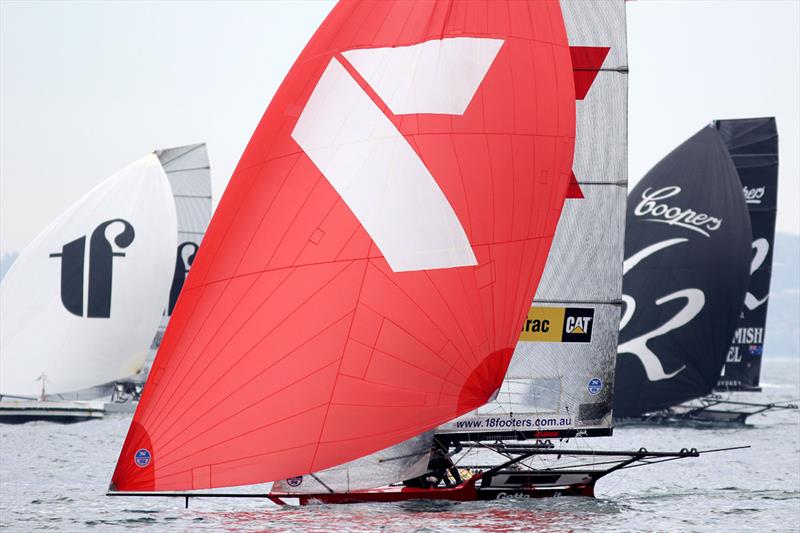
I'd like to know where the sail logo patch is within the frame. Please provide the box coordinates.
[520,307,594,343]
[49,219,135,318]
[743,185,765,204]
[587,378,603,395]
[292,37,506,273]
[134,448,151,467]
[633,186,722,238]
[286,476,303,487]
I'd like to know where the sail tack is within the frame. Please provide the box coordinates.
[0,155,177,397]
[614,126,753,418]
[714,118,779,391]
[112,0,577,492]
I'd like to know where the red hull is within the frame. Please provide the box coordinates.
[269,476,595,505]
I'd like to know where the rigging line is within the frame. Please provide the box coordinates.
[532,299,623,305]
[619,456,697,470]
[451,443,478,468]
[310,473,334,494]
[164,166,211,173]
[570,181,628,186]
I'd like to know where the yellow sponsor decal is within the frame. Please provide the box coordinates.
[519,307,564,342]
[520,306,595,343]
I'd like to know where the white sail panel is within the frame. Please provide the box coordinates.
[0,154,177,397]
[271,432,433,494]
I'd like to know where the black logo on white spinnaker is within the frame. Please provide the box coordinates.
[50,219,135,318]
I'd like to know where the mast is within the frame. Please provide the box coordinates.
[714,118,779,392]
[614,126,753,418]
[111,0,579,493]
[0,155,177,397]
[436,0,629,443]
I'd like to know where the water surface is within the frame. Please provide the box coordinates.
[2,358,798,532]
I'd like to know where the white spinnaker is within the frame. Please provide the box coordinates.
[438,0,628,437]
[0,154,177,397]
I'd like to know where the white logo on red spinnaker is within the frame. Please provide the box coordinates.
[292,38,504,273]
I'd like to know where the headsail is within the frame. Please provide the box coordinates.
[437,0,628,441]
[714,118,779,391]
[112,0,577,492]
[614,126,752,418]
[0,155,177,397]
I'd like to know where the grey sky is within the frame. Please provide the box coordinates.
[1,0,798,255]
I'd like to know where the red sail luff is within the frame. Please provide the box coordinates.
[112,0,575,492]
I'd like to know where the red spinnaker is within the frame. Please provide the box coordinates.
[112,0,575,492]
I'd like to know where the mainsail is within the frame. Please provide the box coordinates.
[438,0,628,441]
[714,118,779,391]
[112,0,578,492]
[150,144,213,352]
[614,126,752,418]
[0,155,177,397]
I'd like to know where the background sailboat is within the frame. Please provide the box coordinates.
[107,143,213,407]
[714,117,779,391]
[0,153,178,415]
[614,125,753,420]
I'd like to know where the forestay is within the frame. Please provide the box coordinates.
[0,155,177,397]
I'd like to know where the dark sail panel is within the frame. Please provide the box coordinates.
[714,118,779,391]
[614,126,752,418]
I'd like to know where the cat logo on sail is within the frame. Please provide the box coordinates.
[520,307,594,343]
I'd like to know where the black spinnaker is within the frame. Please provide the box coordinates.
[614,126,752,418]
[714,117,779,391]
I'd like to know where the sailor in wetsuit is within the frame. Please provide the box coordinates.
[403,442,462,488]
